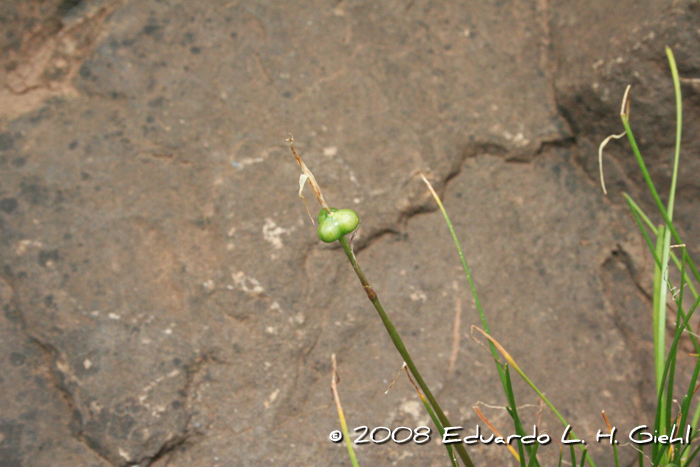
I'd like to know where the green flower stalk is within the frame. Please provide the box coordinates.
[289,136,475,467]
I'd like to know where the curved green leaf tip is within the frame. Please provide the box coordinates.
[317,208,359,243]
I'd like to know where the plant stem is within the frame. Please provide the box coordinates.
[337,235,475,467]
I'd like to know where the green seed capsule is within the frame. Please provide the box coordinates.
[317,207,359,243]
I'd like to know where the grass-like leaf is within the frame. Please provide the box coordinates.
[331,354,360,467]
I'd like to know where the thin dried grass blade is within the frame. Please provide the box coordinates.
[473,406,521,461]
[597,85,632,195]
[472,326,523,375]
[598,131,627,195]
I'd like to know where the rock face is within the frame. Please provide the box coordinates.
[0,1,697,466]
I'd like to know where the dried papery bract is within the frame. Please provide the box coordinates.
[287,134,331,222]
